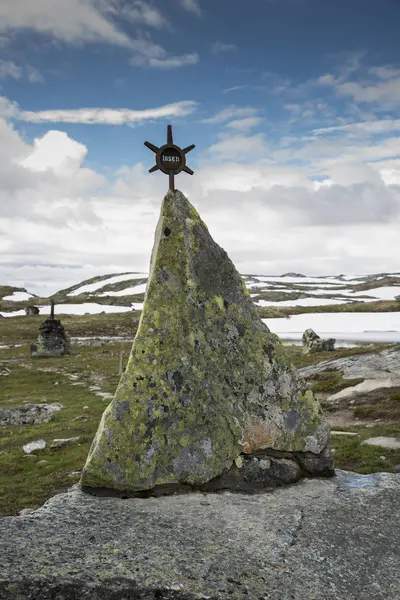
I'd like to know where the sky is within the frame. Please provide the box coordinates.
[1,0,400,296]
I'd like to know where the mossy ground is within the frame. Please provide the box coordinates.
[330,424,400,474]
[0,317,399,516]
[0,338,130,516]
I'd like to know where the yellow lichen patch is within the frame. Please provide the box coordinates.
[214,296,224,311]
[235,456,244,468]
[242,280,251,297]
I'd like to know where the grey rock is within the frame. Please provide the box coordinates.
[0,367,11,376]
[51,437,81,449]
[81,190,332,494]
[0,403,63,426]
[23,440,46,454]
[0,470,399,599]
[299,346,400,380]
[361,437,400,450]
[302,328,335,354]
[327,378,399,403]
[25,305,40,316]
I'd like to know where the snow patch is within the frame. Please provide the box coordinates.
[99,283,147,297]
[263,312,400,343]
[2,291,33,301]
[68,273,147,297]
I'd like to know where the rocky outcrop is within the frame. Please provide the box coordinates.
[302,328,335,354]
[299,347,400,380]
[0,403,63,426]
[31,316,70,357]
[81,190,333,494]
[0,471,399,599]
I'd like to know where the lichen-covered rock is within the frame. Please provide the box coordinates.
[0,403,63,426]
[31,318,70,357]
[81,190,333,493]
[302,328,335,354]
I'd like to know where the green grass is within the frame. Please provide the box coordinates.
[352,389,400,421]
[331,424,400,474]
[0,319,399,516]
[0,311,140,345]
[307,370,364,395]
[0,341,129,516]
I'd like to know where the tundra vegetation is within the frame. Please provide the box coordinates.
[1,311,399,516]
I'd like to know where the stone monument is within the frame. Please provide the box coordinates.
[1,133,398,600]
[81,189,333,494]
[30,301,70,357]
[25,305,40,316]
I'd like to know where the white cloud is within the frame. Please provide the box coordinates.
[0,0,132,46]
[313,119,400,136]
[106,0,169,29]
[20,131,88,176]
[222,85,249,94]
[15,100,198,125]
[180,0,201,16]
[0,59,21,80]
[224,117,263,132]
[207,133,270,161]
[0,59,43,82]
[129,38,199,69]
[0,96,20,118]
[203,105,259,124]
[211,41,236,54]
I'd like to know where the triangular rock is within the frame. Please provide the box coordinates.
[81,191,333,493]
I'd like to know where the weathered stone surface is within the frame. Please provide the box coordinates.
[0,471,399,599]
[23,440,46,454]
[361,437,400,450]
[0,403,63,426]
[25,305,40,316]
[299,346,400,380]
[31,317,70,358]
[302,328,335,354]
[51,437,81,449]
[81,190,332,493]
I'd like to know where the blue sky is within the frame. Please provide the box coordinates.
[0,0,400,293]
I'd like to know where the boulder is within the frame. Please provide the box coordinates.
[0,403,63,426]
[302,328,336,354]
[0,471,399,599]
[25,306,40,316]
[81,190,333,494]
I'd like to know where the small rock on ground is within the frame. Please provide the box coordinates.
[50,437,80,449]
[23,440,46,454]
[361,436,400,450]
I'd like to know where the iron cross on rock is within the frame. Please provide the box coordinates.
[144,125,195,192]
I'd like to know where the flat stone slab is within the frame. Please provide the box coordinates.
[0,470,399,599]
[361,436,400,449]
[328,378,399,402]
[299,347,400,380]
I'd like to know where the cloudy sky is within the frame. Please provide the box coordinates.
[1,0,400,295]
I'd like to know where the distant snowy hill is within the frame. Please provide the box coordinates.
[1,271,400,320]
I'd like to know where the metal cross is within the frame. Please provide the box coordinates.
[144,125,195,191]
